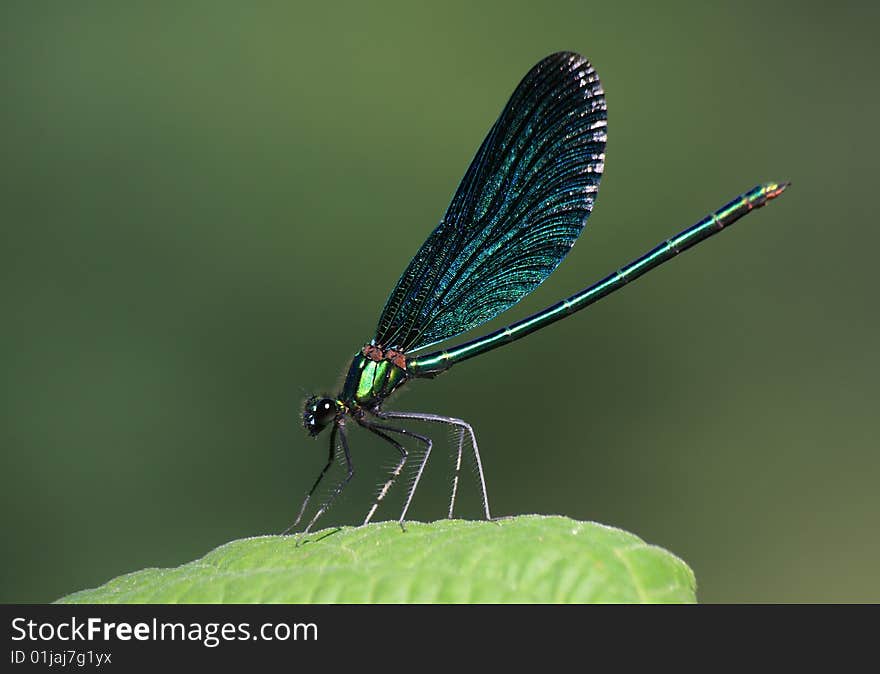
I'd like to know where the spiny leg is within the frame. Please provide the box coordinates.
[361,417,432,530]
[301,422,354,539]
[283,424,338,535]
[449,425,466,519]
[359,424,407,526]
[375,410,491,520]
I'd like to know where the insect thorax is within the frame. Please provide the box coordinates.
[340,348,409,407]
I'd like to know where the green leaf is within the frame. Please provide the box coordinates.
[56,515,696,603]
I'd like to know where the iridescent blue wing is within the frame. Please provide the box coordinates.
[375,52,607,353]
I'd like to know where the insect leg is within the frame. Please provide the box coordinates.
[449,425,466,519]
[362,416,433,530]
[300,422,354,538]
[357,422,407,526]
[375,411,491,521]
[283,424,338,534]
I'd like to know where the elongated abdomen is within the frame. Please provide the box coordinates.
[408,181,789,376]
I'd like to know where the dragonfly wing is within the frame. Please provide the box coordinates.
[375,52,607,353]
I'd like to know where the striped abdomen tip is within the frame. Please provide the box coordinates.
[765,181,790,200]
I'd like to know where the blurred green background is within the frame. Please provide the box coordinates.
[2,1,877,603]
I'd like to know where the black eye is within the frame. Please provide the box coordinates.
[303,396,338,437]
[314,398,336,426]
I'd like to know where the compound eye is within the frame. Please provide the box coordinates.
[313,398,337,426]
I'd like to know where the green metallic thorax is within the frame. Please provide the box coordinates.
[340,352,408,408]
